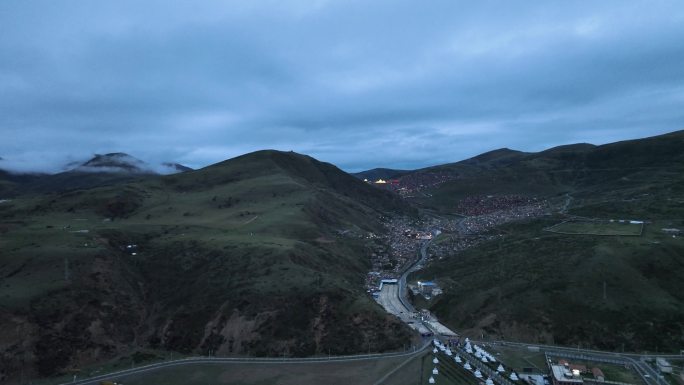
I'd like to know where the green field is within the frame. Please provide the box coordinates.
[81,357,411,385]
[40,352,447,385]
[594,363,643,384]
[486,346,548,372]
[546,221,643,236]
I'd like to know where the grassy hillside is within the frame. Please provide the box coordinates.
[0,150,412,383]
[414,216,684,352]
[0,170,44,196]
[352,168,411,181]
[407,130,684,209]
[406,130,684,353]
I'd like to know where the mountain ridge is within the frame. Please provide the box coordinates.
[0,149,412,381]
[406,130,684,353]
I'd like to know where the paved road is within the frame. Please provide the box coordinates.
[60,342,432,385]
[377,283,412,321]
[397,240,430,313]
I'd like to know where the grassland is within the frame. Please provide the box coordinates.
[407,131,684,215]
[593,363,643,384]
[546,221,643,236]
[78,357,411,385]
[486,346,548,372]
[405,132,684,353]
[413,215,684,353]
[0,150,413,383]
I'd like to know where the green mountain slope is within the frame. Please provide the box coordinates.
[0,170,44,196]
[408,130,684,209]
[409,130,684,352]
[0,150,411,382]
[352,168,411,181]
[415,218,684,352]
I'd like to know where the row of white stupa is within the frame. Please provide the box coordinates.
[429,339,520,384]
[464,338,497,363]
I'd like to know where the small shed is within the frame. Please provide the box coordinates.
[591,368,605,382]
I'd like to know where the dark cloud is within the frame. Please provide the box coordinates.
[1,0,683,173]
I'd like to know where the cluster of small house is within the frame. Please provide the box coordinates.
[548,360,604,385]
[412,280,442,299]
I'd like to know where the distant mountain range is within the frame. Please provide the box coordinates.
[1,152,192,175]
[355,130,684,207]
[352,168,410,181]
[0,153,193,195]
[1,130,683,383]
[68,152,193,174]
[403,130,684,353]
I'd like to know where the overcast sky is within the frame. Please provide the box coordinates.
[1,1,683,173]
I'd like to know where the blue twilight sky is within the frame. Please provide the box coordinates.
[1,0,683,173]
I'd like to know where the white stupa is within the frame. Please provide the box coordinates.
[454,355,462,363]
[433,348,438,354]
[464,362,472,370]
[481,356,489,363]
[429,376,436,384]
[465,337,470,343]
[433,367,439,375]
[497,364,505,373]
[474,369,483,378]
[439,345,446,352]
[475,351,483,358]
[445,348,453,356]
[486,378,495,385]
[433,357,439,364]
[510,372,519,381]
